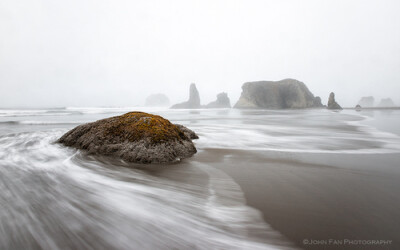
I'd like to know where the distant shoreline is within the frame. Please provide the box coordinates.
[343,107,400,110]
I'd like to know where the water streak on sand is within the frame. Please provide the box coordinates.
[0,130,291,249]
[1,108,400,249]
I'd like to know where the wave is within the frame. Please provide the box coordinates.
[19,120,83,125]
[2,109,400,154]
[0,120,83,125]
[64,106,169,114]
[0,107,170,117]
[0,109,73,117]
[191,114,400,154]
[0,121,19,125]
[0,130,294,249]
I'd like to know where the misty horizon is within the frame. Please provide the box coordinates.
[1,0,399,108]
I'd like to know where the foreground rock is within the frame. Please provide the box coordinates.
[234,79,323,109]
[58,112,198,163]
[171,83,201,109]
[145,93,170,107]
[378,98,396,107]
[358,96,374,107]
[327,92,342,110]
[205,92,231,108]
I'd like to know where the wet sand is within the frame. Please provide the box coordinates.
[195,148,400,249]
[2,108,400,249]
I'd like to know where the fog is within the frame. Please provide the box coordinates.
[1,0,399,108]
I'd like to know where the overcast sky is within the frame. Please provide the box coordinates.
[1,0,399,108]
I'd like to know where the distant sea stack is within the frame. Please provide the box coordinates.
[145,93,170,107]
[234,79,323,109]
[205,92,231,108]
[378,98,396,107]
[313,96,325,108]
[171,83,201,109]
[358,96,374,107]
[58,112,198,164]
[327,92,342,110]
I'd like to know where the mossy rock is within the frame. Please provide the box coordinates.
[58,112,198,163]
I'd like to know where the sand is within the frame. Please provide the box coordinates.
[195,148,400,249]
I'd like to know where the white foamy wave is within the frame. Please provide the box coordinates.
[62,157,293,249]
[18,120,83,125]
[0,120,83,126]
[0,107,169,118]
[0,130,71,172]
[197,162,291,249]
[0,109,72,117]
[0,130,294,249]
[192,120,400,154]
[65,106,168,114]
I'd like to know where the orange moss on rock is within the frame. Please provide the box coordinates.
[106,112,186,144]
[58,111,198,163]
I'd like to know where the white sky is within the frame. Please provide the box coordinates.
[1,0,399,107]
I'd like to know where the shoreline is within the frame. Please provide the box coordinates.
[343,107,400,110]
[195,148,400,249]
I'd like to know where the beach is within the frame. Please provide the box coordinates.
[195,148,400,249]
[1,108,400,249]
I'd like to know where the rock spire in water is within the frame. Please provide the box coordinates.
[327,92,342,110]
[171,83,201,109]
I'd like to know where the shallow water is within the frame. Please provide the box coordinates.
[1,107,400,249]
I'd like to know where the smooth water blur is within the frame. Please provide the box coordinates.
[1,107,400,249]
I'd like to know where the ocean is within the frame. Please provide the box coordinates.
[1,107,400,249]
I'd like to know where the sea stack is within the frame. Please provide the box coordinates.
[358,96,374,107]
[171,83,201,109]
[145,93,170,107]
[313,96,325,108]
[57,112,198,164]
[205,92,231,108]
[327,92,342,110]
[378,98,396,107]
[234,79,323,109]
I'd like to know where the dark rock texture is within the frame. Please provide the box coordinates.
[205,92,231,108]
[327,92,342,110]
[145,93,170,107]
[171,83,201,109]
[174,124,199,140]
[234,79,322,109]
[58,112,198,164]
[378,98,396,107]
[358,96,374,107]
